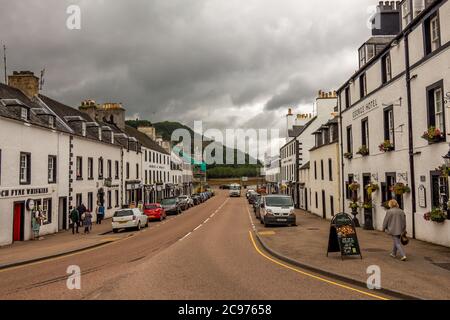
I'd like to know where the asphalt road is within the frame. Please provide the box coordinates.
[0,190,392,300]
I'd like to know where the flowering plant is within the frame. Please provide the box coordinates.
[362,202,374,210]
[437,165,450,178]
[349,202,359,210]
[424,208,447,223]
[421,127,444,143]
[382,201,390,210]
[390,183,411,195]
[379,140,395,152]
[344,152,353,159]
[356,145,369,156]
[365,182,379,196]
[348,182,360,192]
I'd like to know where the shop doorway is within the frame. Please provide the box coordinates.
[13,202,25,242]
[58,197,67,231]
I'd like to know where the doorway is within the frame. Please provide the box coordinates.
[13,202,25,242]
[58,197,67,231]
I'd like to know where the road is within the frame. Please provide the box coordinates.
[0,190,392,300]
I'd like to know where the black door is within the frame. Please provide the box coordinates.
[322,190,326,219]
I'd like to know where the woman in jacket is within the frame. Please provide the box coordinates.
[382,199,407,261]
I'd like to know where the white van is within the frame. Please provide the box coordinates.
[229,184,241,197]
[259,195,296,227]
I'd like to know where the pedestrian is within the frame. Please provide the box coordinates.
[382,199,407,261]
[78,203,87,226]
[31,209,41,240]
[96,203,105,225]
[70,207,80,234]
[83,210,93,234]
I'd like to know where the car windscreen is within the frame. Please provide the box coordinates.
[145,205,158,210]
[265,197,293,207]
[161,199,176,205]
[114,210,134,217]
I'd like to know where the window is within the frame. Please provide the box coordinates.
[136,164,139,179]
[381,54,392,84]
[98,158,104,179]
[88,157,94,180]
[328,158,333,181]
[367,45,375,61]
[20,152,31,185]
[76,193,82,207]
[108,190,112,209]
[345,87,351,109]
[359,73,367,99]
[42,198,52,225]
[145,150,148,162]
[361,118,369,150]
[49,116,55,128]
[76,157,83,180]
[107,160,112,179]
[88,192,93,212]
[115,161,119,179]
[81,123,86,137]
[145,170,148,185]
[425,14,440,55]
[384,107,395,145]
[126,162,130,179]
[115,190,119,208]
[48,155,57,183]
[402,0,411,26]
[315,192,318,209]
[320,160,324,180]
[314,161,317,180]
[431,171,447,208]
[330,196,335,217]
[427,81,445,134]
[346,126,353,154]
[359,47,366,67]
[20,108,28,121]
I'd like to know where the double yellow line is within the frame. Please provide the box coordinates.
[248,231,390,300]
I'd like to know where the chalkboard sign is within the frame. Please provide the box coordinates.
[327,213,362,260]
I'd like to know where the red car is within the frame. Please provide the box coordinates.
[143,203,167,221]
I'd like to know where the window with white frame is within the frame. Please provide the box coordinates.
[48,155,57,183]
[21,108,28,121]
[430,16,440,51]
[20,152,31,184]
[434,87,444,131]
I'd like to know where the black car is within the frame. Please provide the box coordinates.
[248,193,260,205]
[191,194,202,205]
[160,197,182,215]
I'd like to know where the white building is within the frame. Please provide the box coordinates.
[309,117,341,219]
[264,155,280,194]
[170,150,184,196]
[337,0,450,246]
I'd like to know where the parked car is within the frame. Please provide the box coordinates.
[253,195,262,213]
[143,203,166,221]
[178,195,193,209]
[246,189,255,199]
[248,193,260,205]
[112,208,148,233]
[259,195,296,227]
[254,197,262,220]
[191,194,202,205]
[161,197,182,215]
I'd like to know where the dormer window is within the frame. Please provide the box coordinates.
[21,108,28,121]
[48,116,55,129]
[98,127,102,141]
[81,122,86,137]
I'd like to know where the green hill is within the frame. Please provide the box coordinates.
[125,120,262,178]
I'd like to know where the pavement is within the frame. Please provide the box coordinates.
[250,206,450,300]
[0,191,394,300]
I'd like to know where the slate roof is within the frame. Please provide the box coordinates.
[124,125,170,155]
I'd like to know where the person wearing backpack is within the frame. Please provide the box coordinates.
[70,207,80,234]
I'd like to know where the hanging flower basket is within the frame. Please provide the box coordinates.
[437,165,450,178]
[356,145,369,156]
[390,183,411,195]
[362,202,374,210]
[349,202,360,210]
[379,140,395,152]
[348,182,360,192]
[365,182,379,196]
[344,152,353,160]
[421,127,445,143]
[424,208,447,223]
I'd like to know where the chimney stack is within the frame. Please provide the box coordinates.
[8,71,40,99]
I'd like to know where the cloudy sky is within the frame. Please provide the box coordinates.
[0,0,376,158]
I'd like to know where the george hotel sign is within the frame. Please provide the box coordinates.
[0,186,51,199]
[352,99,379,120]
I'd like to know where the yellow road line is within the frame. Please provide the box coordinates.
[248,231,389,300]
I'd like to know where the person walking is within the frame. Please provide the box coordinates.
[83,210,93,234]
[382,199,407,261]
[78,203,87,227]
[70,207,80,234]
[96,203,105,225]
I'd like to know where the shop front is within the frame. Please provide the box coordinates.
[125,180,143,207]
[0,185,58,246]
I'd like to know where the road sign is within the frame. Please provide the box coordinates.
[327,213,362,260]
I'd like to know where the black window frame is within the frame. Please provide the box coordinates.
[383,106,395,147]
[346,125,353,154]
[328,158,333,181]
[87,157,94,180]
[320,160,324,180]
[98,157,104,180]
[426,79,445,136]
[107,160,112,179]
[361,117,369,150]
[344,86,351,109]
[314,161,317,180]
[381,53,392,84]
[48,155,57,184]
[423,11,441,56]
[359,73,367,99]
[126,162,130,180]
[115,190,119,208]
[19,152,31,185]
[88,192,93,212]
[115,160,119,180]
[76,156,83,181]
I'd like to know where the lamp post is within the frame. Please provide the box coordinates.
[442,147,450,218]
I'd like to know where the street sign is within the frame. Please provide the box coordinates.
[327,213,362,260]
[241,177,248,182]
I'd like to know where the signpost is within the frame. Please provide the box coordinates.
[327,213,362,260]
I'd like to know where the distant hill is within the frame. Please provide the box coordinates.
[125,120,262,178]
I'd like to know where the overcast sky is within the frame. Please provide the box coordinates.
[0,0,376,158]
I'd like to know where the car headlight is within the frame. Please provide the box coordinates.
[290,209,295,215]
[266,209,273,215]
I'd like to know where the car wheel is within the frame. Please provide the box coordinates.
[136,223,141,231]
[145,221,149,228]
[160,215,164,221]
[113,229,119,233]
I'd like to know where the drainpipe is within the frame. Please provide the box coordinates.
[404,31,417,239]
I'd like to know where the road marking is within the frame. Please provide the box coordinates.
[248,231,389,300]
[204,218,210,223]
[194,225,202,231]
[258,231,276,236]
[180,232,192,242]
